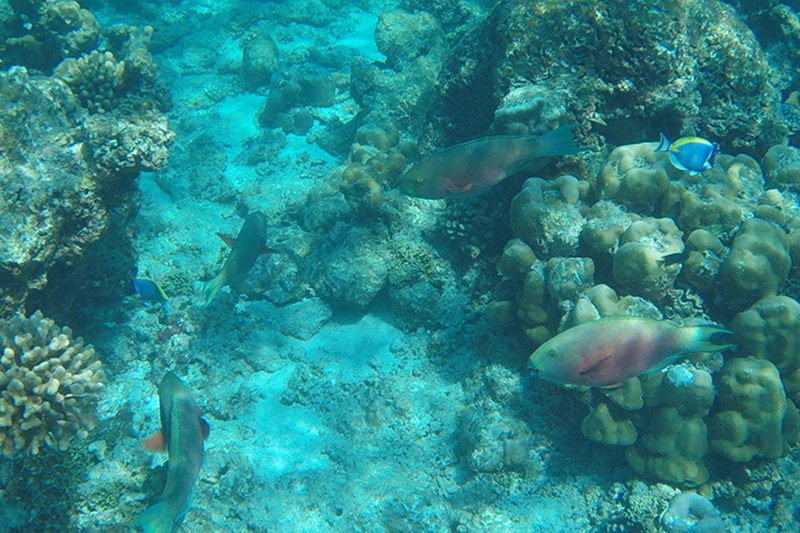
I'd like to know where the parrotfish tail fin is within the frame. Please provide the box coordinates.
[202,273,226,306]
[132,502,170,533]
[685,324,736,353]
[655,133,670,152]
[531,123,583,157]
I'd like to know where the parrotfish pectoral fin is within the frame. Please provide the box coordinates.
[141,431,165,452]
[578,354,616,381]
[445,182,475,193]
[199,418,210,441]
[216,233,236,248]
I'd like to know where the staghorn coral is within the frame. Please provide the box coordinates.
[0,311,104,457]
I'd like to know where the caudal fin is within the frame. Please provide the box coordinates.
[685,324,736,353]
[132,501,171,533]
[202,273,226,306]
[530,123,584,157]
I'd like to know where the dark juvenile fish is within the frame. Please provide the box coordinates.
[399,124,583,200]
[133,372,209,533]
[203,211,277,306]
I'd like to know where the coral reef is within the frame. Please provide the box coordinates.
[612,218,685,300]
[597,141,677,211]
[240,22,280,88]
[660,492,725,533]
[435,0,785,152]
[719,218,791,311]
[731,296,800,400]
[0,0,99,72]
[510,175,590,258]
[0,63,173,324]
[458,406,532,472]
[54,49,126,114]
[350,8,446,136]
[339,124,408,212]
[0,311,104,457]
[709,356,795,462]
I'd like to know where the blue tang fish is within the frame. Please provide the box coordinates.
[133,278,170,312]
[655,133,716,175]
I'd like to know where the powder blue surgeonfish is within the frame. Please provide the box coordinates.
[133,278,170,312]
[655,133,716,175]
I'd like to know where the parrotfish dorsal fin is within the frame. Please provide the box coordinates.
[217,233,236,248]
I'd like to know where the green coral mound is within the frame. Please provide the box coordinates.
[0,310,105,457]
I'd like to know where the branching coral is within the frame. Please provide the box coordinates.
[0,311,105,457]
[54,49,125,113]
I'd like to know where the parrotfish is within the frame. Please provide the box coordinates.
[399,124,583,200]
[529,317,733,388]
[655,133,716,175]
[203,211,278,306]
[133,372,209,533]
[133,278,170,312]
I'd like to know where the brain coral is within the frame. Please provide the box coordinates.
[435,0,783,152]
[0,311,105,457]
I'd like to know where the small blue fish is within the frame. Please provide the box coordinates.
[655,133,716,175]
[133,278,170,312]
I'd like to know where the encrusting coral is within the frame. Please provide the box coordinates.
[0,311,105,457]
[708,356,795,462]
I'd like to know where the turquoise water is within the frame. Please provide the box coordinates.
[1,0,800,531]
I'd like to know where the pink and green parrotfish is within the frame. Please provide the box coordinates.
[132,372,209,533]
[399,124,583,200]
[529,317,734,388]
[203,211,279,306]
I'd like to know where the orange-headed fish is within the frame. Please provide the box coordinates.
[133,372,209,533]
[203,211,278,306]
[399,124,583,200]
[529,317,734,388]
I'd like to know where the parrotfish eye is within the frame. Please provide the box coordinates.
[416,177,423,183]
[547,349,557,358]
